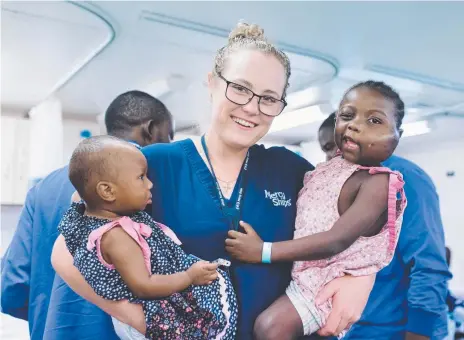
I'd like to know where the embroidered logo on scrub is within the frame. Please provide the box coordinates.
[264,190,292,207]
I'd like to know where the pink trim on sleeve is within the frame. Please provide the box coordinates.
[154,221,182,245]
[361,167,407,256]
[87,216,153,273]
[385,172,406,255]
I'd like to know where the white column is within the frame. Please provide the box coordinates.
[28,97,64,185]
[1,116,30,204]
[97,112,107,135]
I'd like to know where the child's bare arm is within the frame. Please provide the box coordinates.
[271,173,390,262]
[101,227,219,299]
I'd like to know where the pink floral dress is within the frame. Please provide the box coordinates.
[289,155,407,336]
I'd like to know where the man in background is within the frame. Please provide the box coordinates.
[1,90,174,340]
[318,112,451,339]
[317,112,337,161]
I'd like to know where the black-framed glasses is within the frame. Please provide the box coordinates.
[218,73,287,117]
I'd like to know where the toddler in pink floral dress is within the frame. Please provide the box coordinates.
[226,81,408,339]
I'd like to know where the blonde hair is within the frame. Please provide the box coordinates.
[213,21,291,98]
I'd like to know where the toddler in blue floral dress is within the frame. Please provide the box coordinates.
[58,136,237,339]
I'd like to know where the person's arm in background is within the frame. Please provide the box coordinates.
[399,169,451,340]
[43,274,122,340]
[50,235,147,334]
[1,186,36,320]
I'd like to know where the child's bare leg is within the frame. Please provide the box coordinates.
[253,294,304,340]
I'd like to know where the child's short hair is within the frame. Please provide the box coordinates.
[68,135,133,204]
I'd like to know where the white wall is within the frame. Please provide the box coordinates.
[28,98,64,181]
[396,138,464,295]
[1,116,30,205]
[300,141,327,165]
[62,118,101,164]
[1,114,100,205]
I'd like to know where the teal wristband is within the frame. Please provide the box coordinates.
[261,242,272,264]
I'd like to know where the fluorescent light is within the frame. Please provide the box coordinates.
[142,79,171,98]
[269,105,326,133]
[285,87,321,111]
[402,120,430,138]
[269,107,431,138]
[141,74,189,98]
[406,108,421,115]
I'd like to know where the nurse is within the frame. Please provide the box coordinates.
[52,21,375,339]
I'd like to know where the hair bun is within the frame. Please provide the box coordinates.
[228,21,265,44]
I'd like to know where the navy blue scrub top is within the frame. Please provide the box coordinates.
[142,139,313,340]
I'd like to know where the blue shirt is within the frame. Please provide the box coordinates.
[1,166,118,340]
[344,155,452,339]
[142,139,313,340]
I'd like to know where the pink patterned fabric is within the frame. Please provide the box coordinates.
[291,155,407,331]
[87,216,182,273]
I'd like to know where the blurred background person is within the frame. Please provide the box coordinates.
[1,90,174,340]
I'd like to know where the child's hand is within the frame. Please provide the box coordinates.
[186,261,219,285]
[225,221,263,263]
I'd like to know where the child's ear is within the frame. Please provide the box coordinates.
[71,191,81,203]
[96,181,117,202]
[399,128,404,138]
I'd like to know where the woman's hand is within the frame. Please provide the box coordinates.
[315,274,376,336]
[225,221,263,263]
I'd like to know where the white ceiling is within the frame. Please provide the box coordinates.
[2,1,464,147]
